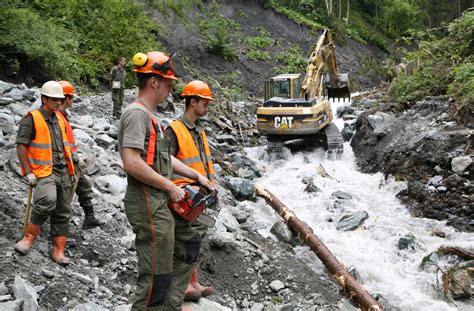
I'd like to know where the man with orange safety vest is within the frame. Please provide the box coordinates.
[14,81,75,265]
[118,51,214,310]
[164,80,216,302]
[57,80,105,230]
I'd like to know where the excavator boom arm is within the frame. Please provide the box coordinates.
[300,30,349,101]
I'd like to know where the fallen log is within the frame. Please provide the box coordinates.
[255,184,382,311]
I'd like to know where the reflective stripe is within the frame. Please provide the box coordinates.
[29,158,53,166]
[181,156,201,165]
[29,142,52,149]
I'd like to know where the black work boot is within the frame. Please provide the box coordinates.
[82,206,105,230]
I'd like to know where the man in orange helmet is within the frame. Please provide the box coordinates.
[14,81,75,265]
[164,80,216,302]
[57,80,105,230]
[118,51,214,310]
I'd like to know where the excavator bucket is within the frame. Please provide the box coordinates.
[326,73,351,102]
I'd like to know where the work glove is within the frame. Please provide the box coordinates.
[25,173,38,187]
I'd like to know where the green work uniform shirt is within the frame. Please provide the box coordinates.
[15,107,67,168]
[110,65,126,89]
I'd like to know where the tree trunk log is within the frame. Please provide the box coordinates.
[255,185,382,311]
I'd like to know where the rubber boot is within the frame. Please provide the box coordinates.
[14,224,41,255]
[82,206,105,230]
[51,236,70,266]
[190,266,214,297]
[183,281,201,302]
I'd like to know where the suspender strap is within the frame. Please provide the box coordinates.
[135,100,159,166]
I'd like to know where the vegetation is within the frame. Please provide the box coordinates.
[197,2,240,61]
[389,11,473,113]
[0,0,160,88]
[274,46,307,74]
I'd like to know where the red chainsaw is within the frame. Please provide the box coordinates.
[168,184,217,226]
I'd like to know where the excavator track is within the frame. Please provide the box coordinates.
[323,122,344,157]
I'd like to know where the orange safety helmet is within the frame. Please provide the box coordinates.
[132,51,178,80]
[181,80,215,100]
[58,80,77,96]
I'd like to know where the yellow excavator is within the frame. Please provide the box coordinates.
[257,29,350,155]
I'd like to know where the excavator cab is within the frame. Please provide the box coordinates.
[264,74,301,101]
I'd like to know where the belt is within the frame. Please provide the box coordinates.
[53,163,65,169]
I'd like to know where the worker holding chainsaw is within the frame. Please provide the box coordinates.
[118,51,213,310]
[57,80,105,230]
[14,81,75,265]
[164,80,217,302]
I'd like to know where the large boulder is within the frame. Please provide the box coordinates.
[336,211,369,231]
[223,176,255,201]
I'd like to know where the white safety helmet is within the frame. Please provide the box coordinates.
[40,81,65,98]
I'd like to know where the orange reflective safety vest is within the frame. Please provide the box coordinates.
[57,111,78,157]
[170,120,215,186]
[22,110,75,178]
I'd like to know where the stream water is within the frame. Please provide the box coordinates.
[244,99,473,310]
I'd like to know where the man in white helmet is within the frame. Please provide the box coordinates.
[14,80,76,265]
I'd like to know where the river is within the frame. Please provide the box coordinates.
[244,99,474,310]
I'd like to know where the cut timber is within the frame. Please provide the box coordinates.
[255,184,382,311]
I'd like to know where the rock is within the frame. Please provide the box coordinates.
[41,269,55,279]
[73,129,96,147]
[69,272,93,284]
[0,81,13,94]
[0,299,22,311]
[217,208,240,232]
[336,106,355,118]
[367,114,384,129]
[431,228,446,238]
[336,211,369,231]
[0,294,13,302]
[185,297,231,310]
[8,149,22,176]
[270,221,298,246]
[427,175,443,187]
[233,209,250,224]
[92,118,110,131]
[436,186,447,192]
[0,281,8,295]
[95,134,116,148]
[0,97,13,105]
[13,276,38,311]
[250,303,264,311]
[0,130,4,147]
[331,190,353,200]
[241,298,250,308]
[304,182,321,193]
[94,175,126,196]
[215,134,237,144]
[360,98,377,108]
[223,176,255,200]
[209,232,236,248]
[397,233,415,250]
[341,123,354,142]
[451,156,472,175]
[120,233,136,250]
[301,176,313,185]
[448,269,471,299]
[269,280,285,292]
[72,302,107,311]
[0,112,15,134]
